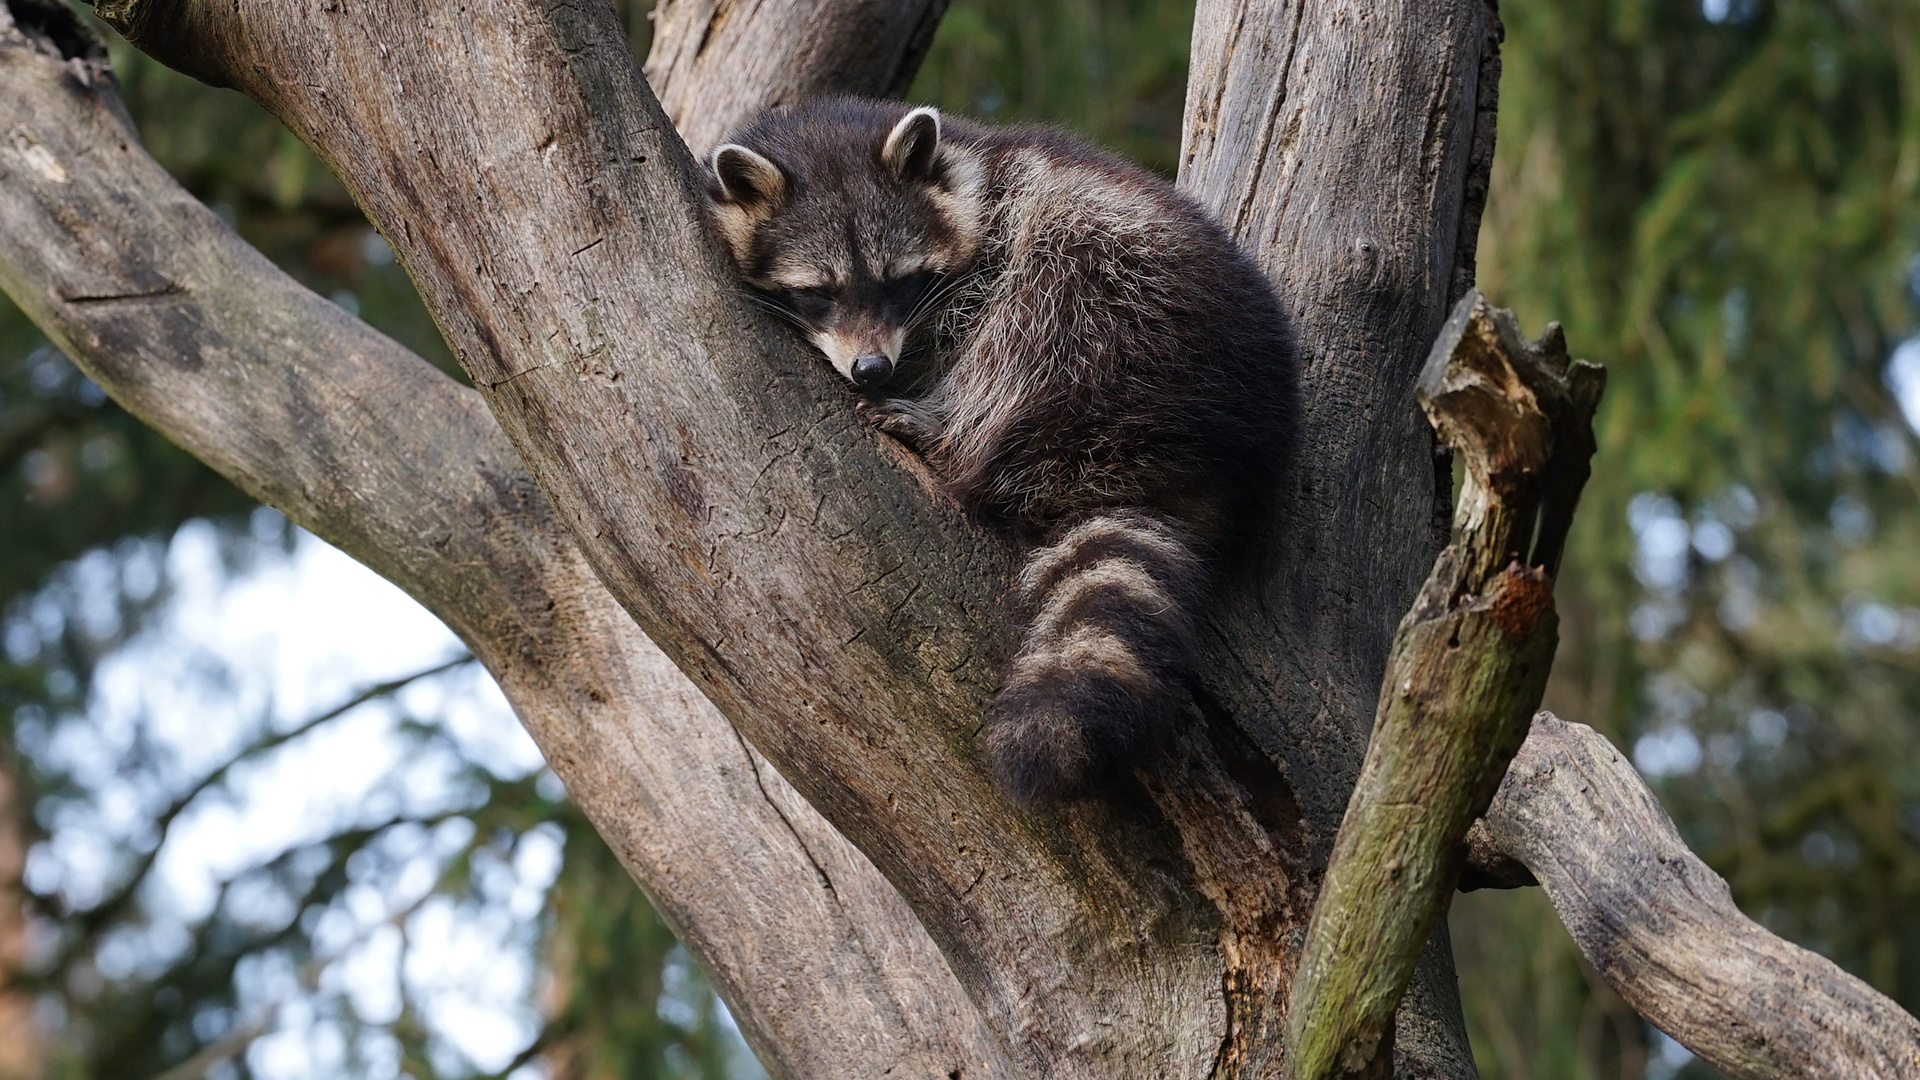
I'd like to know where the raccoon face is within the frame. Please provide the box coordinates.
[707,105,985,390]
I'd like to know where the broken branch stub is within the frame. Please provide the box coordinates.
[1284,292,1604,1080]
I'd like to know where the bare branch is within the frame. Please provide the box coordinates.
[1483,713,1920,1080]
[15,0,1500,1071]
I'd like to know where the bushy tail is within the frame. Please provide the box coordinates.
[984,512,1208,807]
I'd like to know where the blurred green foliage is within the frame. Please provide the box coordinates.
[4,0,1918,1076]
[1460,2,1920,1076]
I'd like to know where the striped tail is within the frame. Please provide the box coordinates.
[984,512,1208,807]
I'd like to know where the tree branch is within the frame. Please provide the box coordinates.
[645,0,950,155]
[0,6,1010,1076]
[1482,713,1920,1080]
[1285,293,1602,1079]
[19,0,1503,1071]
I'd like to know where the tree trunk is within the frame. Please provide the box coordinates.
[0,750,38,1080]
[0,5,1005,1078]
[5,0,1501,1073]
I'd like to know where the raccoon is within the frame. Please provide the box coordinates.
[706,98,1297,808]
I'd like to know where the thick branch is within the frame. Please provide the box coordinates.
[1179,3,1503,1074]
[1285,294,1601,1079]
[1482,713,1920,1080]
[0,7,1009,1077]
[645,0,949,154]
[91,3,1314,1076]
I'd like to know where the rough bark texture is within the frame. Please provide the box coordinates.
[67,0,1512,1073]
[645,0,949,155]
[1177,3,1504,1074]
[3,0,1519,1071]
[0,6,1009,1077]
[7,2,1914,1078]
[1482,713,1920,1080]
[1285,295,1602,1079]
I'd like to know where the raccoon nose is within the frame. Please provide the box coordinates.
[850,354,894,389]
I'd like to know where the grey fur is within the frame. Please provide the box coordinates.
[708,98,1298,807]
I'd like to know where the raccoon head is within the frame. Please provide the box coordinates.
[706,102,986,390]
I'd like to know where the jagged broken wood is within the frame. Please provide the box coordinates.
[1481,712,1920,1080]
[1285,293,1604,1080]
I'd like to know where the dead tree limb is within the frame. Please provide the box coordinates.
[0,4,1009,1077]
[1285,293,1602,1078]
[1481,713,1920,1080]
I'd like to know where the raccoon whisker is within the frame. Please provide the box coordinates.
[904,273,973,330]
[745,293,814,333]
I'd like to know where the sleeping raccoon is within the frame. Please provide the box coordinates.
[706,98,1297,808]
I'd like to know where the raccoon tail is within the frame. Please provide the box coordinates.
[984,512,1208,808]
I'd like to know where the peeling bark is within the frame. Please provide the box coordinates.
[1285,294,1602,1079]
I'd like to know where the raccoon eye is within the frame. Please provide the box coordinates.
[766,287,835,324]
[881,271,939,318]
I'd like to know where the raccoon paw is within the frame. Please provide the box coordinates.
[857,397,939,446]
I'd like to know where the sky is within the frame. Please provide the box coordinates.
[8,510,757,1078]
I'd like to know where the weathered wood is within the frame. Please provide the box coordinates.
[1482,712,1920,1080]
[1179,2,1504,1073]
[1285,294,1602,1079]
[0,6,1011,1077]
[37,0,1500,1071]
[646,0,949,155]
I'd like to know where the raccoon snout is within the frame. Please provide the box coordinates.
[850,354,895,389]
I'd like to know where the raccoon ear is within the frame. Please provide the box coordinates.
[711,144,787,206]
[882,107,942,180]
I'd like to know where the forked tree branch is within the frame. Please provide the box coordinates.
[645,0,949,155]
[0,4,1007,1076]
[14,0,1503,1073]
[81,0,1489,1074]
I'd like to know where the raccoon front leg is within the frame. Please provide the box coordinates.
[857,396,948,450]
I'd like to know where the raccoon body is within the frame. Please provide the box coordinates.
[707,98,1297,807]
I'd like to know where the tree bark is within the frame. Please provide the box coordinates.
[1479,713,1920,1080]
[1286,295,1601,1079]
[645,0,949,155]
[0,5,1007,1077]
[10,0,1500,1072]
